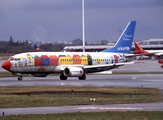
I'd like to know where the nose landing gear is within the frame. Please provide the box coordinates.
[14,73,23,81]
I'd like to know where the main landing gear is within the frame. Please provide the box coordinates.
[60,74,86,80]
[18,76,23,81]
[60,74,67,80]
[78,74,86,80]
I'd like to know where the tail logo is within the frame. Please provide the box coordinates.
[117,46,130,51]
[136,42,143,50]
[36,48,40,51]
[123,34,132,41]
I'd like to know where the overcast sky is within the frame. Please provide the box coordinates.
[0,0,163,43]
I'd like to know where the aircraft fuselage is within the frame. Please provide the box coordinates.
[8,52,126,74]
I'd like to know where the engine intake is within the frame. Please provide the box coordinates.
[63,67,84,77]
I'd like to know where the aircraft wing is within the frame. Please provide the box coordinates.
[125,52,157,57]
[124,53,155,61]
[155,52,163,56]
[55,61,135,73]
[83,61,135,73]
[84,61,135,69]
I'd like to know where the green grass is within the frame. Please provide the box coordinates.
[1,111,163,120]
[0,56,11,60]
[0,87,161,108]
[0,72,29,77]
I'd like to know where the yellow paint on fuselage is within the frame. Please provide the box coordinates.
[96,57,101,64]
[81,57,88,65]
[27,54,33,66]
[19,56,23,66]
[58,56,73,65]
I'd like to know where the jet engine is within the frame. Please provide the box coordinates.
[63,67,84,77]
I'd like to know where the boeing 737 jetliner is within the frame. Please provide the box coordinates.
[2,21,136,81]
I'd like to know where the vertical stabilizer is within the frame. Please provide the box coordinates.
[133,41,149,54]
[102,21,136,53]
[34,44,42,52]
[134,41,143,51]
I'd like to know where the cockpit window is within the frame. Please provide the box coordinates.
[9,57,21,61]
[14,58,21,61]
[9,57,14,61]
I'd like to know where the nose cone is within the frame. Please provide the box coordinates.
[2,60,11,71]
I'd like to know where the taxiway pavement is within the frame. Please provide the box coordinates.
[0,74,163,115]
[0,74,163,89]
[0,60,163,115]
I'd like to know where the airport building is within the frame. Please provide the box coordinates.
[63,45,112,52]
[63,38,163,52]
[137,38,163,50]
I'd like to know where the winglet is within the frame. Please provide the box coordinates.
[102,21,136,53]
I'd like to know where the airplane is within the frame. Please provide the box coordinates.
[133,41,163,59]
[2,21,137,81]
[34,44,42,52]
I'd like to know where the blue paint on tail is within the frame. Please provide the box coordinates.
[102,21,136,53]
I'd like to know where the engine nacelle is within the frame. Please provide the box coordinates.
[63,67,84,77]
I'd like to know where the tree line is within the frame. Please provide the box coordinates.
[0,36,109,54]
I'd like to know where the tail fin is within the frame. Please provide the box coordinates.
[133,41,149,54]
[102,21,136,53]
[134,41,143,51]
[34,44,42,52]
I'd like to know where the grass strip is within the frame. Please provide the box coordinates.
[1,111,163,120]
[0,56,11,60]
[0,87,161,108]
[0,72,28,77]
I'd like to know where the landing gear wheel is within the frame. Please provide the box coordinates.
[78,74,86,80]
[60,74,67,80]
[18,76,23,81]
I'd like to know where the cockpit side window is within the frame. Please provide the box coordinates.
[14,58,21,61]
[9,57,21,61]
[9,57,14,61]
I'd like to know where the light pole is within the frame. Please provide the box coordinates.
[82,0,85,52]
